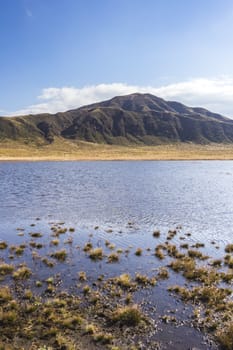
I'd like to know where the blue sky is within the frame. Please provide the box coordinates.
[2,0,233,116]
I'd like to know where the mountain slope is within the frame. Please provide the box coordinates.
[1,93,233,145]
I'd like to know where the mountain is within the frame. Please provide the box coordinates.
[1,93,233,145]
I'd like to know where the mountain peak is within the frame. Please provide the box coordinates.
[1,93,233,145]
[82,92,175,114]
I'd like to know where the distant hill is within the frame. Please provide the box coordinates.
[1,93,233,145]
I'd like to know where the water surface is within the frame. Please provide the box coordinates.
[1,160,232,349]
[1,160,233,245]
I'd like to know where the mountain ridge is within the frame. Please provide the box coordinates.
[1,93,233,145]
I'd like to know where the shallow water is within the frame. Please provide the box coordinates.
[1,160,233,250]
[1,160,232,349]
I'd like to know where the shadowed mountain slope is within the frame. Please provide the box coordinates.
[1,93,233,145]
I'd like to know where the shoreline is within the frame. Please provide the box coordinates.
[2,142,233,161]
[1,157,233,162]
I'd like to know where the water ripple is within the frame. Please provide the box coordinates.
[1,160,233,245]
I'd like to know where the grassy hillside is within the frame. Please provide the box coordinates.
[1,93,233,146]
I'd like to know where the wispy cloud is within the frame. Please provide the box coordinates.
[5,77,233,117]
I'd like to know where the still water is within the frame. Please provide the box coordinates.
[1,160,233,245]
[0,160,232,349]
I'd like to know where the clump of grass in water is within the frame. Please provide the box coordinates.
[56,228,67,234]
[157,267,169,279]
[93,332,113,345]
[42,257,55,267]
[108,243,115,250]
[45,284,56,294]
[35,280,42,287]
[115,273,133,289]
[116,248,123,253]
[13,266,32,280]
[187,249,209,260]
[10,245,25,256]
[84,323,97,334]
[192,242,205,248]
[0,309,18,325]
[169,285,231,305]
[167,229,177,240]
[180,243,189,249]
[64,236,73,244]
[83,242,93,252]
[0,264,14,276]
[89,248,103,260]
[24,289,33,300]
[0,241,8,249]
[29,241,43,249]
[83,285,91,295]
[50,249,67,261]
[224,255,233,268]
[89,291,101,305]
[107,252,119,263]
[221,271,233,283]
[211,259,222,267]
[0,286,12,302]
[60,315,83,329]
[135,248,143,256]
[155,246,165,259]
[225,243,233,253]
[216,322,233,350]
[135,273,156,286]
[16,247,25,255]
[165,243,182,258]
[124,293,132,305]
[78,271,87,281]
[153,230,160,238]
[50,239,59,246]
[29,232,43,238]
[111,305,144,326]
[168,256,195,273]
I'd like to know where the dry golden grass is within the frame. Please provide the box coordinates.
[1,138,233,160]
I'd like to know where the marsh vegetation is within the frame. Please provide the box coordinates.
[0,219,232,349]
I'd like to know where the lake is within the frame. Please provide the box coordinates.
[1,160,233,243]
[0,160,232,349]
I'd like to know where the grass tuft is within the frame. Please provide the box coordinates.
[0,241,8,250]
[112,305,143,326]
[108,252,119,263]
[50,249,67,261]
[0,264,14,276]
[216,322,233,350]
[13,266,32,280]
[89,248,103,260]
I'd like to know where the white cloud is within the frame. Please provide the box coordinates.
[6,78,233,118]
